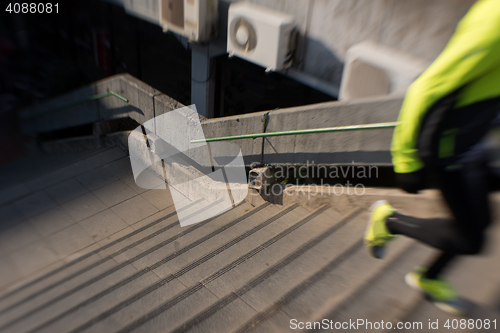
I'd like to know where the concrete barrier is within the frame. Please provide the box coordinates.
[21,74,403,167]
[200,95,403,166]
[20,74,185,136]
[21,85,100,134]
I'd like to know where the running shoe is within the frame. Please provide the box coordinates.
[364,200,396,259]
[405,267,467,316]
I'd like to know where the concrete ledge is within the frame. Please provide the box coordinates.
[22,74,402,168]
[201,95,403,166]
[281,186,451,218]
[127,127,246,207]
[20,74,185,136]
[41,136,108,154]
[244,183,459,220]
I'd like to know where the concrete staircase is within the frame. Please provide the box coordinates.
[1,150,499,333]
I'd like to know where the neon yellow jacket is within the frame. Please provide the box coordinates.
[391,0,500,174]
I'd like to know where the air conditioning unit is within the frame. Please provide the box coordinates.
[159,0,218,42]
[227,2,297,72]
[339,41,430,100]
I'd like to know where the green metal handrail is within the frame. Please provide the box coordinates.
[24,91,128,119]
[190,122,399,143]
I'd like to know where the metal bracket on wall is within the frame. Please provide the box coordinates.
[260,111,271,165]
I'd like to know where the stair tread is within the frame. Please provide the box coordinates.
[233,213,418,333]
[2,143,499,333]
[162,208,362,333]
[0,202,271,332]
[52,204,305,333]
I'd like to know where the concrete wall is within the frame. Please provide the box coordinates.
[20,74,184,135]
[21,73,402,166]
[201,96,403,167]
[113,0,475,92]
[231,0,476,88]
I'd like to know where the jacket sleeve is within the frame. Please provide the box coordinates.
[391,0,500,174]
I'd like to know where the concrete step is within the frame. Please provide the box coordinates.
[0,188,179,310]
[0,201,273,332]
[77,205,338,333]
[387,222,500,333]
[2,134,499,333]
[299,242,435,333]
[41,136,113,155]
[0,201,177,311]
[0,147,121,207]
[118,207,362,333]
[226,211,418,333]
[30,203,304,333]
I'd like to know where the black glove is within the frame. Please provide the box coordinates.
[395,168,427,194]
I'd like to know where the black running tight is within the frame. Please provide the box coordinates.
[386,156,492,278]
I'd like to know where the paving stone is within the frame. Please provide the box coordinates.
[75,147,127,173]
[129,203,271,272]
[203,209,345,299]
[95,207,180,261]
[188,297,258,333]
[313,243,431,333]
[140,188,174,211]
[0,205,24,231]
[0,257,24,292]
[15,150,109,191]
[0,183,30,207]
[112,285,218,333]
[106,157,134,180]
[13,191,57,220]
[128,204,177,231]
[111,195,159,225]
[175,207,313,286]
[6,264,141,333]
[92,180,137,207]
[0,255,120,325]
[96,226,135,247]
[236,215,367,312]
[26,167,83,193]
[8,240,59,277]
[4,137,499,333]
[250,309,292,333]
[0,257,70,311]
[121,174,152,195]
[62,192,107,222]
[0,243,6,259]
[79,278,188,333]
[0,221,42,253]
[63,242,104,263]
[76,165,121,192]
[79,209,129,242]
[29,207,76,238]
[46,224,96,258]
[166,206,309,285]
[36,271,161,333]
[45,178,90,205]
